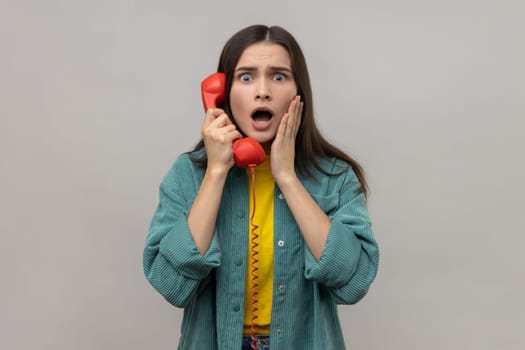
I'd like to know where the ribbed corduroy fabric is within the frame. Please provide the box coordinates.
[143,149,379,350]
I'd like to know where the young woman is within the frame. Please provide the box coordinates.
[143,25,379,350]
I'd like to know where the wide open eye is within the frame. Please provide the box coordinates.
[239,73,252,82]
[273,73,286,81]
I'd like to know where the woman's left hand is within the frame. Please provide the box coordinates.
[271,95,303,184]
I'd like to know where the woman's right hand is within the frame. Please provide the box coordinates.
[201,108,242,173]
[188,109,241,255]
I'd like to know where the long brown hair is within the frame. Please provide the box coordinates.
[190,25,368,196]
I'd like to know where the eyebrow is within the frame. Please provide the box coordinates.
[235,66,292,73]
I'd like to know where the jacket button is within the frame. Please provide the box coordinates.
[235,259,243,266]
[276,328,282,334]
[233,304,240,312]
[277,240,284,247]
[278,284,285,292]
[278,193,285,199]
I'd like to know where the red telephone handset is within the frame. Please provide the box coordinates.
[201,73,266,168]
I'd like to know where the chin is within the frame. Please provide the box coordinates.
[250,132,276,145]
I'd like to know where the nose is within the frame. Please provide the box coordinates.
[255,80,271,101]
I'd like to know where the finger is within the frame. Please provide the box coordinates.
[278,98,294,139]
[292,100,303,136]
[288,96,301,132]
[210,114,232,128]
[208,123,236,139]
[203,109,220,130]
[287,99,301,140]
[294,96,301,117]
[291,96,301,122]
[207,108,225,117]
[204,108,221,120]
[203,118,233,140]
[218,124,237,135]
[223,129,243,143]
[287,96,297,115]
[204,108,229,125]
[289,97,299,131]
[276,113,289,143]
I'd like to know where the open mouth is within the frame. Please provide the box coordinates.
[251,108,273,123]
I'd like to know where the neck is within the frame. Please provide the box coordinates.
[262,142,272,154]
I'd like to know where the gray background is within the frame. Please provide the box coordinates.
[1,0,524,349]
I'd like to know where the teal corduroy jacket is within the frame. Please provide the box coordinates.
[143,151,379,349]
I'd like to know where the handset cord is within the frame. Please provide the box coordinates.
[248,165,260,350]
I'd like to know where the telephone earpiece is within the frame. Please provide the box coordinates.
[201,73,265,167]
[201,73,226,111]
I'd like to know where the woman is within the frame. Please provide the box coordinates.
[143,24,379,350]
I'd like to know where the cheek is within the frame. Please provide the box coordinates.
[229,90,241,117]
[282,86,298,103]
[229,87,248,113]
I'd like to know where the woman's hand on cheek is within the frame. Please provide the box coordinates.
[201,108,242,173]
[271,95,303,184]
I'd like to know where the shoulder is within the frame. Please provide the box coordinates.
[311,157,359,182]
[299,156,361,196]
[162,150,206,187]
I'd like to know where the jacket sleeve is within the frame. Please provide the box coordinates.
[143,157,221,308]
[304,168,379,305]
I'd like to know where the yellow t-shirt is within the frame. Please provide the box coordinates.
[243,157,274,335]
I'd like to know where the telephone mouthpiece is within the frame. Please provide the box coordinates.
[232,138,266,167]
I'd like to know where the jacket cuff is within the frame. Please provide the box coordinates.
[304,219,361,287]
[159,215,221,280]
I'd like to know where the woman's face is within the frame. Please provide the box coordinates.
[229,42,298,149]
